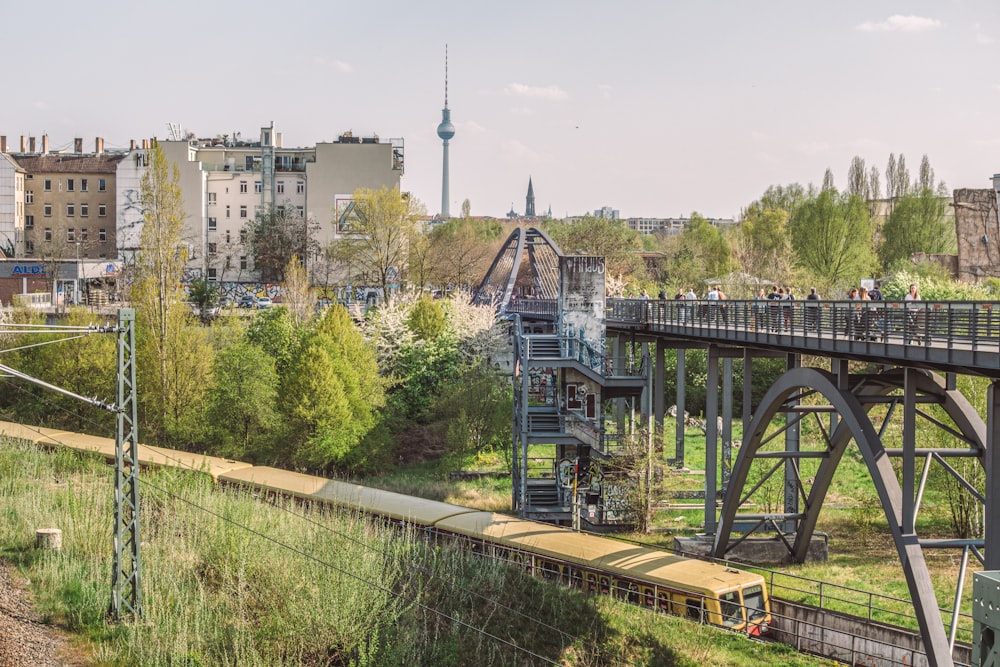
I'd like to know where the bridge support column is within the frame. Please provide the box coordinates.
[705,345,720,534]
[675,348,686,465]
[722,357,734,492]
[783,353,800,534]
[655,344,665,452]
[987,381,1000,570]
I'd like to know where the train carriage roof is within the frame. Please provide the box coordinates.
[435,512,763,595]
[0,422,251,480]
[219,466,476,526]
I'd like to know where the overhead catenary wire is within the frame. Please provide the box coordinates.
[0,407,611,664]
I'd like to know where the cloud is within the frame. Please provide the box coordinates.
[509,106,535,116]
[33,101,47,110]
[503,83,568,101]
[598,84,613,99]
[856,15,942,33]
[314,56,353,73]
[750,131,768,143]
[458,120,486,133]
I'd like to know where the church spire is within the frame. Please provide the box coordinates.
[525,177,536,218]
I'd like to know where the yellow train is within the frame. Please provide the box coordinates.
[0,421,771,636]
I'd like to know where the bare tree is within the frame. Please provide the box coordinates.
[821,168,836,192]
[846,156,868,199]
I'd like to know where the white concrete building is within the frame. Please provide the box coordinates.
[0,148,25,258]
[155,124,404,283]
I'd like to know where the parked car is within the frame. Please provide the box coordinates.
[256,297,273,309]
[237,295,256,309]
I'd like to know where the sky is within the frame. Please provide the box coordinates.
[5,1,999,220]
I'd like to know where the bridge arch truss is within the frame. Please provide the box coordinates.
[713,364,988,666]
[473,227,563,308]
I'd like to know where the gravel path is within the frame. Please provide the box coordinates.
[0,562,86,667]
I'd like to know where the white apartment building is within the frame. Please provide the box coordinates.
[152,123,404,283]
[0,146,25,258]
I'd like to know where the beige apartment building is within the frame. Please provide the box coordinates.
[14,137,124,261]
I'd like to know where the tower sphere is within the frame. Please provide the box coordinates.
[437,108,455,141]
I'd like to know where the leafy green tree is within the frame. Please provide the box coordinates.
[282,255,315,329]
[329,186,424,305]
[188,277,220,322]
[438,369,512,460]
[426,217,503,289]
[282,304,386,471]
[734,205,791,284]
[245,306,300,375]
[878,189,954,271]
[205,342,280,458]
[132,142,213,445]
[243,207,319,282]
[789,190,876,290]
[389,336,461,422]
[674,213,733,281]
[544,216,646,280]
[407,295,447,340]
[3,308,116,433]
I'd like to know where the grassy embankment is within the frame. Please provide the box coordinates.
[0,435,835,666]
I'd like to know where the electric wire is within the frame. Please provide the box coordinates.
[0,380,590,650]
[1,408,608,661]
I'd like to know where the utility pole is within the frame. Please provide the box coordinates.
[109,308,142,620]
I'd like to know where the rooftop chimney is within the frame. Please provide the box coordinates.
[130,139,136,150]
[74,138,83,153]
[41,135,49,154]
[95,137,104,155]
[20,136,26,152]
[0,136,6,153]
[142,139,149,150]
[29,137,36,153]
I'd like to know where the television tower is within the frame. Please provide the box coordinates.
[436,45,455,218]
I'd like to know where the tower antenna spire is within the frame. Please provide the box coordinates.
[444,44,449,108]
[436,43,456,218]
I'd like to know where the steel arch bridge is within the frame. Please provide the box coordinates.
[472,227,563,307]
[713,365,986,664]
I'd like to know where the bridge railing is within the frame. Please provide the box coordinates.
[602,298,1000,351]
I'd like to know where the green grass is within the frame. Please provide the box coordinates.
[0,436,838,666]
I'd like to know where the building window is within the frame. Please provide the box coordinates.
[67,228,75,242]
[81,228,89,242]
[208,268,218,281]
[240,205,247,218]
[44,179,52,191]
[44,204,52,217]
[44,228,52,242]
[99,228,107,242]
[25,191,33,204]
[240,230,247,245]
[98,204,107,217]
[208,192,217,205]
[81,178,88,192]
[67,204,75,217]
[25,215,33,229]
[277,181,285,194]
[240,181,248,193]
[297,206,304,217]
[208,217,217,231]
[225,230,231,243]
[240,256,248,269]
[25,240,34,254]
[226,205,231,219]
[67,179,75,192]
[254,181,262,193]
[208,242,217,255]
[296,181,304,194]
[81,204,89,217]
[98,178,107,192]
